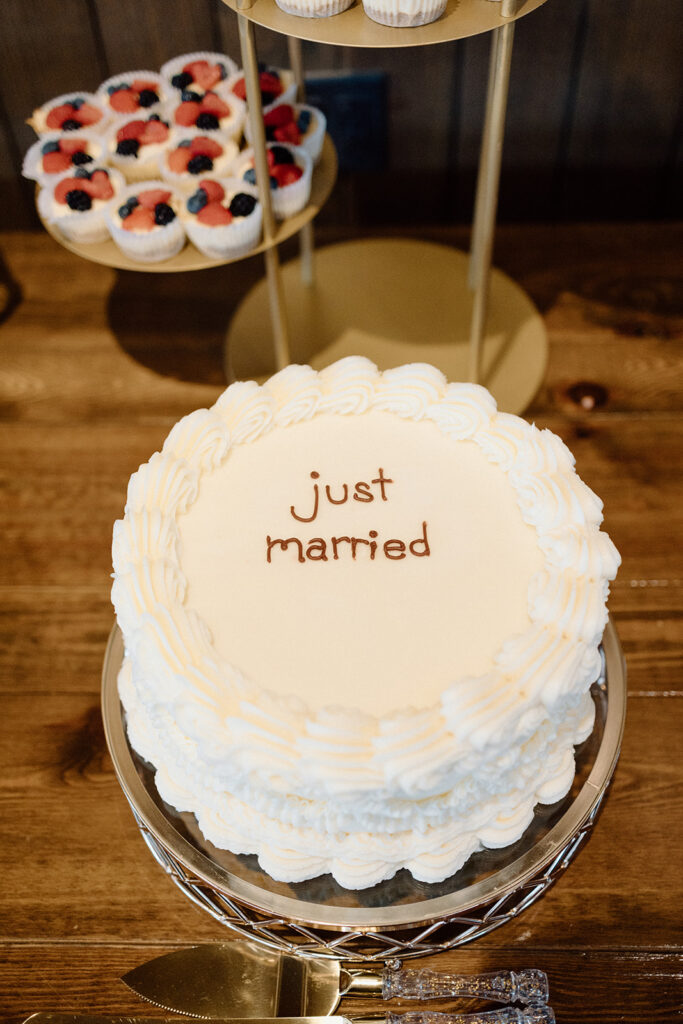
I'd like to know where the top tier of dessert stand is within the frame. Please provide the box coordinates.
[220,0,549,411]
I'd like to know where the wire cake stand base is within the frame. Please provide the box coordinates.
[102,619,626,961]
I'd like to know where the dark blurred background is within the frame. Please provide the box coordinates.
[1,0,681,232]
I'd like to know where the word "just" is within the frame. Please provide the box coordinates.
[290,468,393,524]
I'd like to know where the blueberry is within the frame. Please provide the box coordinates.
[269,175,278,189]
[187,188,208,214]
[108,84,127,95]
[195,112,219,130]
[65,189,91,211]
[243,168,257,185]
[171,72,193,91]
[118,197,139,219]
[261,90,277,107]
[297,110,312,132]
[74,167,92,179]
[270,144,294,165]
[178,139,192,148]
[138,89,159,108]
[71,151,93,166]
[181,90,201,103]
[229,192,257,218]
[71,97,85,109]
[187,154,214,174]
[219,62,228,80]
[116,138,140,157]
[154,202,176,225]
[61,118,81,131]
[41,140,60,155]
[265,125,276,142]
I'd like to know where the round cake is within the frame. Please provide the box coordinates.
[112,358,620,889]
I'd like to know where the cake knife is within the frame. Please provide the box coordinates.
[120,944,549,1016]
[24,1010,555,1024]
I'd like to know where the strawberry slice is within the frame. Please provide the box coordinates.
[76,103,103,126]
[117,119,146,142]
[54,177,80,204]
[260,72,282,97]
[190,136,222,159]
[167,147,191,173]
[110,88,139,114]
[184,60,222,93]
[139,119,169,145]
[46,104,76,130]
[197,200,232,226]
[272,163,303,188]
[199,179,225,202]
[274,121,301,145]
[121,204,156,231]
[200,92,230,118]
[174,101,201,127]
[85,169,114,200]
[59,138,87,155]
[131,79,158,94]
[264,104,293,127]
[137,188,172,209]
[231,78,247,101]
[42,150,73,174]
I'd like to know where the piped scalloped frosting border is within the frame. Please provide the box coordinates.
[112,357,620,888]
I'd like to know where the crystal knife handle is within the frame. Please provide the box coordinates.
[381,1009,555,1024]
[381,969,549,1007]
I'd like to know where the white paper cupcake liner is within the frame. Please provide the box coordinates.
[159,128,239,193]
[105,180,186,262]
[361,0,446,25]
[22,129,106,186]
[29,91,110,136]
[37,165,126,244]
[224,69,298,115]
[160,52,238,97]
[97,71,169,121]
[234,143,312,220]
[274,0,353,16]
[104,115,173,182]
[182,179,262,259]
[245,102,326,164]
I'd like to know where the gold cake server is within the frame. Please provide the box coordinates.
[120,942,549,1017]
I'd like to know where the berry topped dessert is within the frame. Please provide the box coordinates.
[170,89,244,140]
[182,177,262,258]
[234,142,312,219]
[30,92,109,135]
[160,130,238,192]
[23,130,105,186]
[105,181,186,262]
[106,114,171,181]
[247,102,326,164]
[97,71,167,118]
[225,67,297,113]
[161,52,238,98]
[37,165,125,244]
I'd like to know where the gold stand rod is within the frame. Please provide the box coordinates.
[287,36,316,288]
[237,13,291,370]
[467,20,515,384]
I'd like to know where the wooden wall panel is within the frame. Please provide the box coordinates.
[93,0,219,74]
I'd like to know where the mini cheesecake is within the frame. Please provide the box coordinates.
[97,71,168,120]
[37,165,125,244]
[161,52,238,99]
[23,130,105,187]
[105,114,172,182]
[234,143,312,220]
[246,102,326,164]
[182,177,262,259]
[169,89,245,141]
[30,91,109,135]
[159,129,239,193]
[105,181,186,262]
[225,67,297,114]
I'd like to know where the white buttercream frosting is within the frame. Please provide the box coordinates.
[112,357,620,888]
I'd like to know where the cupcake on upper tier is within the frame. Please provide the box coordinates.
[105,181,186,262]
[159,129,239,193]
[361,0,447,26]
[104,113,172,182]
[29,91,109,135]
[182,178,262,259]
[37,165,126,244]
[274,0,353,17]
[23,130,106,187]
[97,71,168,120]
[160,52,238,98]
[225,67,297,114]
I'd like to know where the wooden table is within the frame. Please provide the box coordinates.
[1,223,681,1023]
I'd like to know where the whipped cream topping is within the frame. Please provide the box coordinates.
[113,357,620,888]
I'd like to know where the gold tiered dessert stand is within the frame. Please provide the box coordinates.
[220,0,549,408]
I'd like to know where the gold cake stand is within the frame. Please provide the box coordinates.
[102,618,626,961]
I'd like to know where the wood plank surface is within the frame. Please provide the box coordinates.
[0,223,681,1022]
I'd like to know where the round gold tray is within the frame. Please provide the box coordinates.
[38,135,337,273]
[221,0,548,48]
[102,619,626,958]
